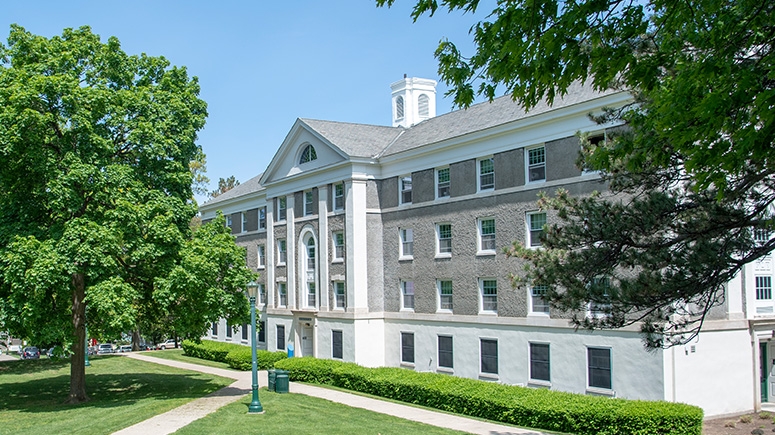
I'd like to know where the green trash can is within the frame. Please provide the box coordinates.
[268,369,276,392]
[275,369,289,394]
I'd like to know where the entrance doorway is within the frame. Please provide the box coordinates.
[301,324,313,357]
[762,342,769,402]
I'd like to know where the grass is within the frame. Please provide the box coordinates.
[174,389,470,435]
[139,348,233,370]
[0,355,233,435]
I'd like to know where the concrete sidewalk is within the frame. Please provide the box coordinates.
[115,352,545,435]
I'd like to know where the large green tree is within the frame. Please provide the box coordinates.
[380,0,775,347]
[0,26,253,403]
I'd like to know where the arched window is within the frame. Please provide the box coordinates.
[418,94,429,117]
[395,96,404,119]
[299,144,317,164]
[300,230,318,309]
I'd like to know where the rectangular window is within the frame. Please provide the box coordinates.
[401,332,415,364]
[755,229,771,245]
[211,321,218,336]
[277,325,286,351]
[277,282,287,307]
[588,347,612,390]
[757,276,772,300]
[588,277,611,318]
[242,323,248,341]
[478,218,496,253]
[401,281,415,310]
[480,338,498,374]
[480,279,497,312]
[258,283,267,305]
[332,330,343,359]
[438,335,453,369]
[334,281,346,309]
[436,167,450,198]
[527,145,546,182]
[307,282,316,307]
[304,190,314,216]
[333,232,345,260]
[257,244,266,268]
[277,196,287,221]
[530,343,550,382]
[400,175,412,204]
[277,239,287,265]
[241,212,248,233]
[259,207,266,229]
[479,157,494,190]
[400,228,414,258]
[438,280,453,311]
[527,212,546,248]
[226,322,232,338]
[225,215,233,230]
[437,223,452,256]
[258,321,266,343]
[530,285,550,314]
[334,183,345,210]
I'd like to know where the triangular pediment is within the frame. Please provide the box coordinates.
[260,119,350,185]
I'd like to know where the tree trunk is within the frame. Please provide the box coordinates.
[67,272,89,404]
[132,328,141,351]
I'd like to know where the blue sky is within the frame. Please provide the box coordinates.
[2,1,483,204]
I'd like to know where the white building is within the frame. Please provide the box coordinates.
[200,77,765,418]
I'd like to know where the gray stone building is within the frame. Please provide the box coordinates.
[200,77,760,417]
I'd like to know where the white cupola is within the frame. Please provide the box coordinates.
[390,76,437,127]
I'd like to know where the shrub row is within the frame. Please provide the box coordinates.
[273,357,703,435]
[181,339,287,371]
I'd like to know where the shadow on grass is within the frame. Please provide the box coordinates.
[0,357,230,413]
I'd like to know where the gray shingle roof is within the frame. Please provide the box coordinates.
[200,172,265,207]
[298,119,404,158]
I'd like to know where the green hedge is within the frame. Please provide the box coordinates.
[181,339,287,371]
[273,358,702,435]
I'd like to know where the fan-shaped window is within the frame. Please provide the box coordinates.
[418,94,429,117]
[396,96,404,119]
[299,144,317,164]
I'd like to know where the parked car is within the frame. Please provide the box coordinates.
[156,339,177,350]
[97,344,114,354]
[118,345,132,353]
[21,346,40,360]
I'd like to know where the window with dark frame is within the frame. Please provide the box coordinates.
[334,183,345,210]
[242,323,248,341]
[757,276,772,300]
[225,322,232,338]
[259,207,266,229]
[438,335,453,369]
[530,343,550,382]
[211,322,218,335]
[401,332,415,364]
[258,321,266,343]
[588,347,612,389]
[479,157,494,190]
[400,175,412,204]
[277,325,286,350]
[332,330,343,359]
[480,338,498,374]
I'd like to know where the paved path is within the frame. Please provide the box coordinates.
[115,352,545,435]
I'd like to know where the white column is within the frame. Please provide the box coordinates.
[318,185,329,311]
[286,194,296,309]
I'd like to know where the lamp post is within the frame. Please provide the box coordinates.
[246,280,264,414]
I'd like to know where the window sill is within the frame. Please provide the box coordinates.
[527,312,550,317]
[478,311,498,316]
[479,373,499,381]
[400,308,415,313]
[528,380,551,388]
[435,253,452,259]
[399,256,414,261]
[400,362,415,369]
[436,309,453,314]
[277,263,286,267]
[332,258,344,264]
[586,387,615,397]
[436,367,454,374]
[258,266,266,270]
[476,251,496,257]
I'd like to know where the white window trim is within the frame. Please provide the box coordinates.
[400,331,415,367]
[258,207,267,230]
[479,337,499,378]
[528,285,550,317]
[303,190,314,216]
[437,334,454,372]
[399,175,412,205]
[333,183,345,211]
[332,231,345,263]
[525,144,546,184]
[257,244,266,270]
[477,156,495,191]
[277,239,287,266]
[277,196,287,222]
[436,279,453,313]
[241,212,248,233]
[276,282,287,308]
[477,217,496,256]
[435,223,452,258]
[400,280,415,312]
[527,341,552,386]
[478,278,497,314]
[526,211,546,249]
[586,346,614,395]
[435,166,450,200]
[333,281,346,310]
[399,227,414,260]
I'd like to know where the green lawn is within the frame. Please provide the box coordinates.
[0,355,233,435]
[140,348,233,370]
[174,390,471,435]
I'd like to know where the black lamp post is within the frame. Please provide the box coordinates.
[246,280,264,414]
